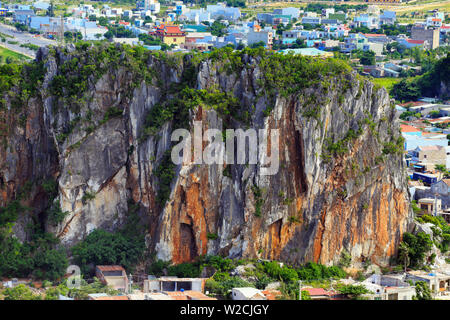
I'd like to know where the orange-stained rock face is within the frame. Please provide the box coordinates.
[0,47,412,268]
[153,70,412,268]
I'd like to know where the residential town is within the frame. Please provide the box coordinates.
[0,0,448,59]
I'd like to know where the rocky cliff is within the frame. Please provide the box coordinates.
[0,44,413,269]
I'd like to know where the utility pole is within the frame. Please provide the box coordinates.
[128,273,133,294]
[59,15,64,45]
[434,193,438,217]
[298,280,302,300]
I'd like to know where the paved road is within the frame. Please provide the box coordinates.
[0,23,56,58]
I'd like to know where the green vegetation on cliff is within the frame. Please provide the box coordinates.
[391,54,450,102]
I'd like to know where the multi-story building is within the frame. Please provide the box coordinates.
[151,24,186,46]
[206,3,240,21]
[353,14,379,29]
[379,10,396,25]
[340,33,368,53]
[247,29,273,48]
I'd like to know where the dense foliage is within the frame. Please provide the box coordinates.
[392,54,450,101]
[400,232,433,269]
[413,281,432,300]
[71,201,146,275]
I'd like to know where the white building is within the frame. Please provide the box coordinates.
[247,29,273,47]
[232,287,266,300]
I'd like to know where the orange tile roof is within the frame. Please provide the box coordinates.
[184,290,217,300]
[401,124,421,133]
[165,292,189,300]
[301,288,336,296]
[97,265,125,272]
[262,290,282,300]
[399,101,426,107]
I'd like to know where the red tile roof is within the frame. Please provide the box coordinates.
[96,265,125,272]
[407,39,425,44]
[302,288,332,296]
[363,33,386,37]
[153,24,186,36]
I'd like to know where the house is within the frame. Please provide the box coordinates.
[232,287,266,300]
[95,265,129,292]
[301,16,321,25]
[281,48,333,58]
[301,288,339,300]
[406,271,450,297]
[247,30,273,48]
[379,11,396,25]
[417,197,442,214]
[13,9,35,24]
[206,3,240,21]
[411,145,447,167]
[397,38,428,49]
[328,13,346,23]
[151,24,186,46]
[183,290,217,300]
[340,33,368,53]
[353,14,379,29]
[401,124,422,137]
[91,295,129,300]
[143,276,206,293]
[414,179,450,210]
[431,179,450,195]
[362,274,416,300]
[261,290,282,300]
[273,7,300,20]
[363,33,389,44]
[362,41,383,56]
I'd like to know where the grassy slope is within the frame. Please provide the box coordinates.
[371,77,402,94]
[0,46,31,63]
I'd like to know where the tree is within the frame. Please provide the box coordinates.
[71,228,145,276]
[360,50,375,66]
[336,283,371,300]
[435,164,447,180]
[3,284,42,300]
[208,20,227,37]
[401,232,433,268]
[429,110,441,119]
[47,1,55,17]
[392,79,421,102]
[103,30,114,40]
[414,281,432,300]
[250,41,266,49]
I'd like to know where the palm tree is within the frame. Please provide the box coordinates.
[398,242,410,273]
